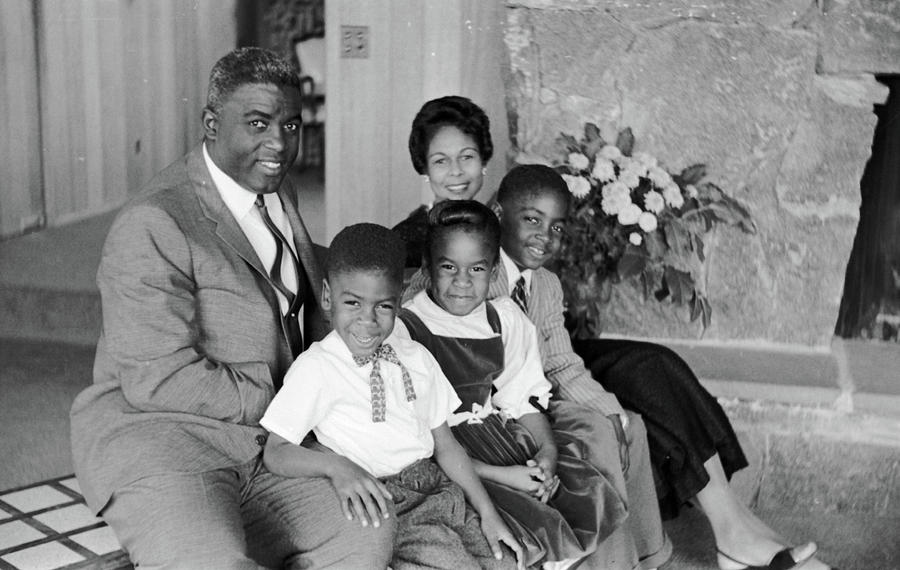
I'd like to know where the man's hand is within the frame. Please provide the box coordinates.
[327,456,393,528]
[479,509,525,570]
[608,414,630,474]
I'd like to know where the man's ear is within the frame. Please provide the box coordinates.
[320,279,332,311]
[201,107,218,140]
[490,201,503,220]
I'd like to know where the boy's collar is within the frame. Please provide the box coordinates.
[499,248,532,294]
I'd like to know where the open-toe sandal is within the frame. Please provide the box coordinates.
[717,544,817,570]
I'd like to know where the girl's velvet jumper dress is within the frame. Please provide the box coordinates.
[400,302,627,566]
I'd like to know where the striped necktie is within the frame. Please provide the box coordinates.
[255,195,304,360]
[511,275,528,314]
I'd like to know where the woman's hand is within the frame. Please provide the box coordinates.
[326,456,393,528]
[479,508,525,570]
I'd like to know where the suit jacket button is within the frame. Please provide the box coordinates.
[255,434,268,446]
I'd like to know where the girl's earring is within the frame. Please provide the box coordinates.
[482,167,487,176]
[423,175,430,183]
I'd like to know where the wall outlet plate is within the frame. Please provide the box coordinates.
[340,25,369,59]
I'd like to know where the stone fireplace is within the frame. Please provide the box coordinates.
[500,0,900,408]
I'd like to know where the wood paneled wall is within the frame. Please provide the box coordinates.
[324,0,510,242]
[0,0,236,238]
[0,1,43,238]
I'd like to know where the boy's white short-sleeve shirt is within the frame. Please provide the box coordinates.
[260,330,461,477]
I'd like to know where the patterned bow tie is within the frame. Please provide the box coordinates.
[352,343,417,422]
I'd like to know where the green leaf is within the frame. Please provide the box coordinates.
[720,194,758,234]
[700,295,713,329]
[639,271,651,301]
[617,243,648,280]
[584,122,602,144]
[644,230,667,259]
[583,137,605,162]
[697,181,724,202]
[654,276,670,301]
[676,164,707,186]
[693,233,706,262]
[555,133,581,157]
[690,292,702,322]
[664,266,694,305]
[616,128,635,156]
[663,219,692,256]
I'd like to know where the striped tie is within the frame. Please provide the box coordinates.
[255,195,304,361]
[511,275,528,314]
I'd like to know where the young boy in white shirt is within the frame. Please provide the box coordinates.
[260,223,522,570]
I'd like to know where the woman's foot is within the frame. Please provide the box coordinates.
[717,542,816,570]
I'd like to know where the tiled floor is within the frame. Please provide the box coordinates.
[0,476,129,570]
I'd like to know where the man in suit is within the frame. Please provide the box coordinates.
[70,47,395,569]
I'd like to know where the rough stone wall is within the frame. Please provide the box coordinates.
[503,0,898,347]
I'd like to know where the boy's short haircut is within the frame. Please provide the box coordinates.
[496,164,571,210]
[326,223,406,285]
[425,200,501,265]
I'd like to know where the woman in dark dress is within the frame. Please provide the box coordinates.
[392,95,493,268]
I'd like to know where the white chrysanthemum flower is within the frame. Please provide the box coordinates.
[616,156,636,173]
[620,171,641,189]
[568,152,590,170]
[591,157,616,182]
[599,144,622,161]
[562,174,591,198]
[617,203,642,225]
[686,184,699,198]
[622,157,648,178]
[662,183,684,208]
[629,232,643,246]
[638,211,658,232]
[633,152,658,168]
[644,190,665,214]
[601,181,631,215]
[647,166,672,188]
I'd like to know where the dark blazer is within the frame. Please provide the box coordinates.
[71,145,328,513]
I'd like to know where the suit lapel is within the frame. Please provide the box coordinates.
[277,180,324,304]
[188,147,269,280]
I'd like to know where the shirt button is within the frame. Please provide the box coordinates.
[255,434,268,446]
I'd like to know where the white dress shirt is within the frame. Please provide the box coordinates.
[203,143,300,317]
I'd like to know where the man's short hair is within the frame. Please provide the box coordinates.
[496,164,571,210]
[207,47,301,113]
[425,200,501,266]
[326,223,407,286]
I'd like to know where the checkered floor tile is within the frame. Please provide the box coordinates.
[0,476,130,570]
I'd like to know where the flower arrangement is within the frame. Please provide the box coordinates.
[551,122,756,339]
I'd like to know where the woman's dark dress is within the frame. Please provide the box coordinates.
[571,337,748,520]
[392,205,429,268]
[400,303,627,566]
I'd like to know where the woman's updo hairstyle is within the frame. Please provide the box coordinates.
[424,199,501,267]
[408,96,493,175]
